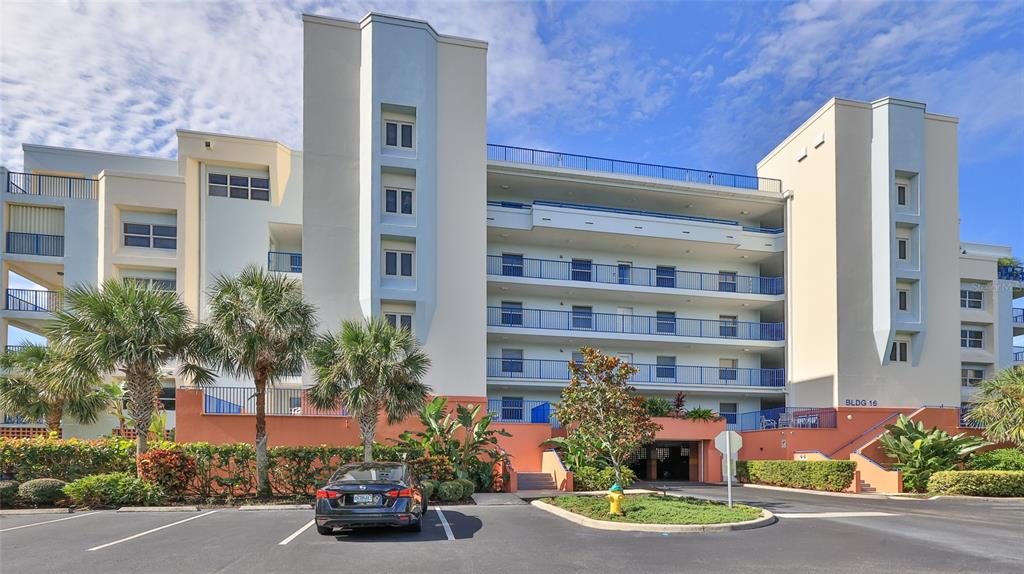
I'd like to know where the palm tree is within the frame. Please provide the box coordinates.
[47,280,213,461]
[0,344,110,432]
[193,264,317,498]
[308,317,431,462]
[966,366,1024,446]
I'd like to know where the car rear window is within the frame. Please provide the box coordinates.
[332,464,406,483]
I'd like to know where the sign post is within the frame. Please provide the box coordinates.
[714,430,743,509]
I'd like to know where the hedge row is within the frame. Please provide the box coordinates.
[736,460,856,492]
[572,466,636,492]
[0,437,421,499]
[927,471,1024,497]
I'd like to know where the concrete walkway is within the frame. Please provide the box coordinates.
[470,493,527,506]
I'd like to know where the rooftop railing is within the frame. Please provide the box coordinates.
[203,386,346,416]
[532,200,785,234]
[736,407,837,431]
[268,251,303,273]
[5,231,64,257]
[487,357,784,387]
[487,306,785,341]
[487,255,784,295]
[487,398,559,426]
[487,144,782,193]
[6,171,97,200]
[998,265,1024,281]
[5,289,63,313]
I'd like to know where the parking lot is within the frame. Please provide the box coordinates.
[2,485,1022,574]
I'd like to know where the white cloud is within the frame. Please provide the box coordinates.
[0,0,676,169]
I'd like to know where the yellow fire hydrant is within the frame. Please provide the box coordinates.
[606,483,625,516]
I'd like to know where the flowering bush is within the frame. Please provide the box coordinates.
[137,449,196,498]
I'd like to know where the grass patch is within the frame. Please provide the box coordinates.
[543,494,761,525]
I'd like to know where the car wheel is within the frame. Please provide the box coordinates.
[316,525,334,536]
[406,517,422,532]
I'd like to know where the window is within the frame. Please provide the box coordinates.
[384,250,414,277]
[897,289,910,312]
[501,253,524,277]
[719,315,738,338]
[500,397,523,422]
[127,277,176,291]
[960,290,983,309]
[718,271,738,293]
[289,396,302,411]
[656,266,676,288]
[571,259,593,282]
[208,172,269,201]
[571,351,585,364]
[501,349,524,374]
[897,238,909,261]
[571,306,593,330]
[656,356,676,380]
[385,313,413,331]
[896,184,908,206]
[656,311,676,334]
[617,262,632,285]
[719,359,738,382]
[719,402,738,425]
[123,223,177,250]
[384,188,414,215]
[500,301,523,326]
[890,340,909,362]
[158,385,176,411]
[960,329,983,349]
[961,367,985,387]
[384,120,414,149]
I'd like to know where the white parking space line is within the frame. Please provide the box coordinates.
[0,511,101,532]
[86,510,220,551]
[435,507,455,541]
[776,511,898,519]
[279,520,315,545]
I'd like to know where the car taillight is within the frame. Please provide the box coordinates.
[316,489,340,499]
[386,488,414,498]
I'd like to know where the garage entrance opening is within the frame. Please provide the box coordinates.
[628,441,696,481]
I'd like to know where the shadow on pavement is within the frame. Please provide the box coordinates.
[329,509,482,542]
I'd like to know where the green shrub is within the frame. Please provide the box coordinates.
[420,479,439,501]
[927,471,1024,497]
[0,480,19,505]
[437,480,464,502]
[63,473,167,507]
[137,449,196,498]
[878,414,988,492]
[407,456,456,482]
[18,478,68,505]
[965,449,1024,471]
[573,466,636,491]
[643,397,673,418]
[736,460,856,492]
[0,436,135,481]
[455,478,475,499]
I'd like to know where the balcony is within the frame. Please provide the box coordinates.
[6,171,97,200]
[5,289,62,313]
[1013,308,1023,324]
[487,357,784,388]
[487,398,558,425]
[486,144,782,193]
[486,306,784,342]
[487,255,783,295]
[268,251,303,273]
[736,407,837,431]
[1014,346,1023,363]
[203,387,344,416]
[5,232,64,257]
[998,265,1024,281]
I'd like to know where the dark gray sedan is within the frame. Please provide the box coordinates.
[314,462,427,535]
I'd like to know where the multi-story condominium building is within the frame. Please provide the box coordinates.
[1,13,1020,482]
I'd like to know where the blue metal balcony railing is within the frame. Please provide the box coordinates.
[486,144,783,193]
[1013,308,1023,324]
[487,255,784,295]
[1014,346,1023,363]
[737,407,837,431]
[4,345,30,353]
[5,289,62,313]
[6,171,97,200]
[486,306,785,341]
[203,387,346,416]
[5,232,64,257]
[487,398,558,425]
[959,406,984,429]
[998,265,1024,281]
[487,357,785,387]
[268,251,303,273]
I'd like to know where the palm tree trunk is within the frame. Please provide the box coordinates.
[125,369,156,473]
[254,372,271,498]
[359,408,377,462]
[45,404,62,434]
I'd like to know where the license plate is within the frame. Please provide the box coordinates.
[352,493,374,504]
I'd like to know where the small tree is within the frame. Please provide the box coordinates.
[879,414,988,492]
[966,366,1024,446]
[557,348,661,486]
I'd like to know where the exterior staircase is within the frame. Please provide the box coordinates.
[858,479,877,494]
[517,472,556,491]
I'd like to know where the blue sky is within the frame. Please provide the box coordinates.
[0,0,1021,256]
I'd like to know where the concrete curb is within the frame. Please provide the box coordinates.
[0,507,72,516]
[117,506,200,512]
[238,504,313,511]
[530,499,775,533]
[739,483,889,499]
